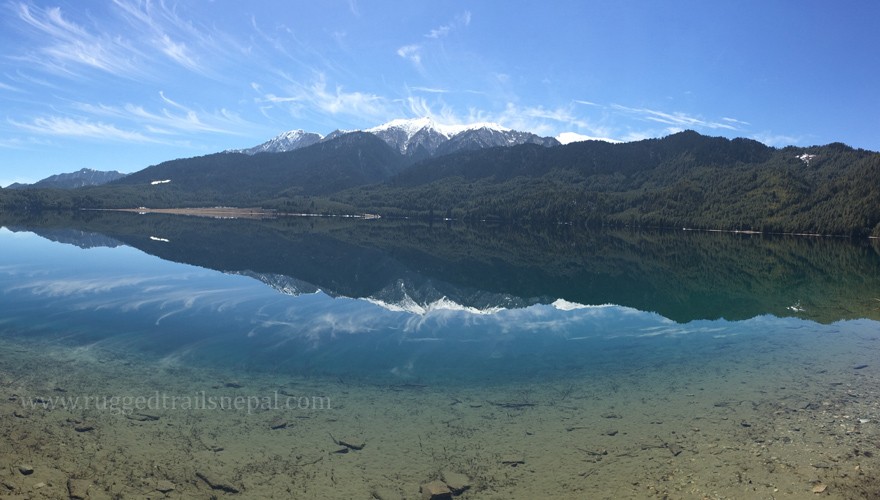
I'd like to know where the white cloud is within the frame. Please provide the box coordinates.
[397,44,423,69]
[307,76,388,117]
[426,25,451,39]
[751,132,802,147]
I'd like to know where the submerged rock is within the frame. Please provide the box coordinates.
[269,417,288,430]
[17,465,33,476]
[67,478,90,499]
[420,480,452,500]
[330,433,365,450]
[440,471,471,495]
[125,412,160,422]
[155,479,176,493]
[501,454,526,467]
[68,419,95,432]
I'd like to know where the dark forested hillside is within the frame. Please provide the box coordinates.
[116,131,404,196]
[335,131,880,237]
[2,130,879,237]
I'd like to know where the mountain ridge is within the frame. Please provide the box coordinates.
[6,168,126,190]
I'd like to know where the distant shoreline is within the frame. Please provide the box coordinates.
[82,207,877,239]
[91,207,278,219]
[86,207,381,220]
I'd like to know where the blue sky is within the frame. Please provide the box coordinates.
[1,1,878,186]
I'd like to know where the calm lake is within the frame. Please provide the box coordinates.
[1,211,879,499]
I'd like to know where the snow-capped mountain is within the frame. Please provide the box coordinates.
[230,117,560,158]
[229,129,323,155]
[367,117,560,157]
[233,268,530,316]
[366,117,451,156]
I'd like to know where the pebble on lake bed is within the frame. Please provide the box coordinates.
[440,471,471,495]
[67,478,91,500]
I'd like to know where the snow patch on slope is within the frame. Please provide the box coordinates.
[556,132,621,145]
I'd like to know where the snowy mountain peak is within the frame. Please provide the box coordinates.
[367,116,438,135]
[367,117,511,140]
[229,129,324,155]
[365,117,554,155]
[280,129,311,140]
[230,117,558,157]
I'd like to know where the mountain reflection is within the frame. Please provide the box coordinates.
[4,211,879,323]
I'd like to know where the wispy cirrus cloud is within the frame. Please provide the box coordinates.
[10,0,239,81]
[71,92,255,136]
[255,73,393,124]
[396,44,424,72]
[9,88,257,145]
[9,276,161,297]
[156,33,199,72]
[426,11,472,39]
[610,104,738,131]
[398,11,472,73]
[0,135,53,150]
[9,116,154,142]
[722,117,751,126]
[409,86,449,94]
[490,102,616,140]
[12,2,144,78]
[109,0,234,74]
[0,81,22,92]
